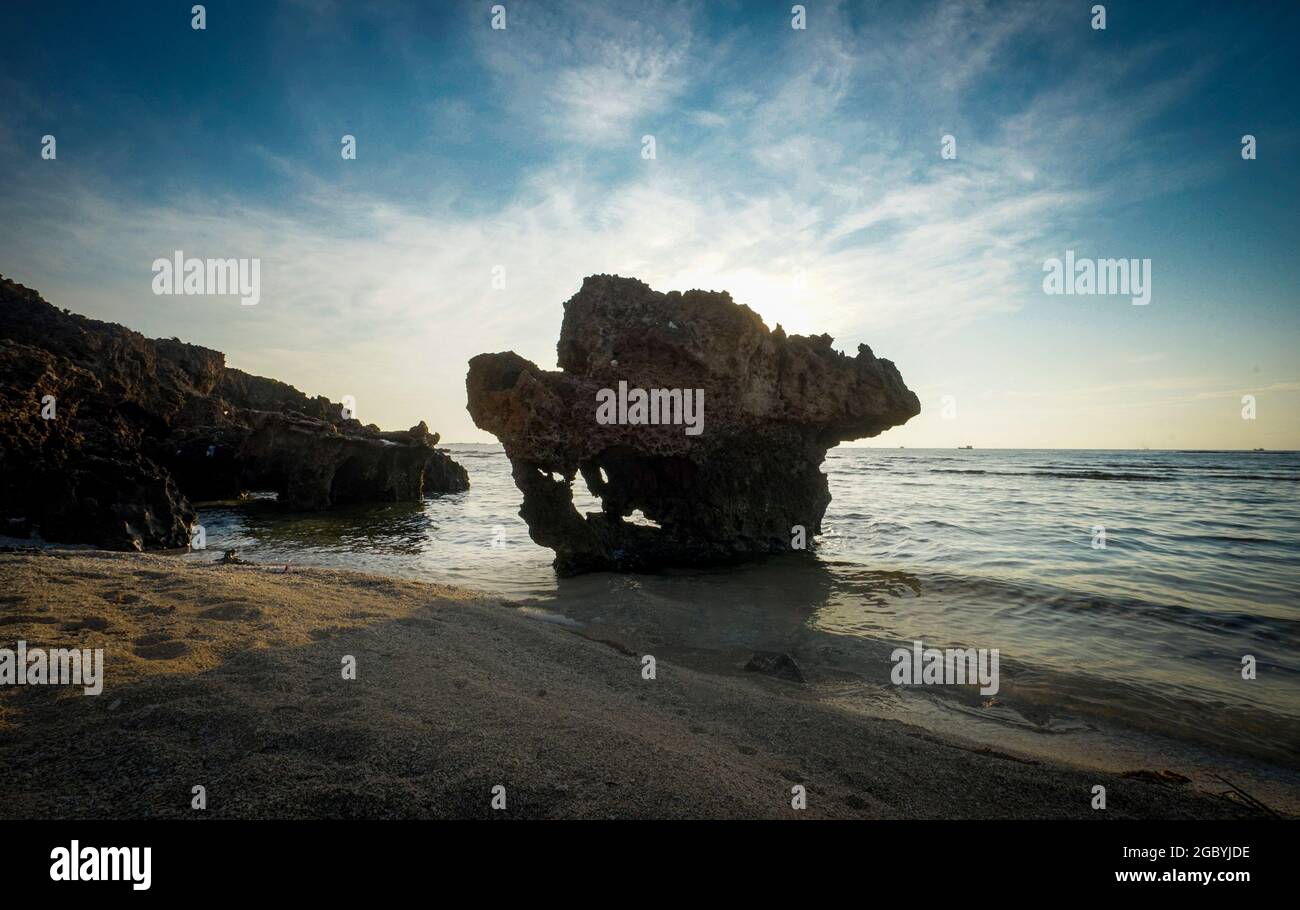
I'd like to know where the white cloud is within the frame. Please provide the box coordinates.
[474,0,697,147]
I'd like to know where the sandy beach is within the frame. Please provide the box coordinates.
[0,550,1267,820]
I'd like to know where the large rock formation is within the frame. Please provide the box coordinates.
[0,275,468,551]
[467,275,919,575]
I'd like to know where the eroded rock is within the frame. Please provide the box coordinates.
[467,274,919,574]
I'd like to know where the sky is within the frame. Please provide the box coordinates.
[1,0,1297,448]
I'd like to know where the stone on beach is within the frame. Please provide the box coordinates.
[744,651,806,684]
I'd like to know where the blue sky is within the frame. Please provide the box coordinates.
[1,0,1297,447]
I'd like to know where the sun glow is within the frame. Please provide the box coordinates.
[668,267,826,338]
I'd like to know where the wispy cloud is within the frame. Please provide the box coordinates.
[474,0,698,146]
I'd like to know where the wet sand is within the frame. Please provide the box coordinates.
[0,550,1265,819]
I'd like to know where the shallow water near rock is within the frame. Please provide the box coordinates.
[192,444,1300,811]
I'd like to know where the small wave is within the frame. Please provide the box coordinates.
[1176,534,1278,545]
[1033,470,1174,481]
[928,468,1172,482]
[1199,473,1300,482]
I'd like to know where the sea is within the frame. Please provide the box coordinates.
[193,445,1300,810]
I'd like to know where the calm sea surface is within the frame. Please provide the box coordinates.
[194,446,1300,802]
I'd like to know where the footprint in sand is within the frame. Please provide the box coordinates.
[198,602,262,621]
[60,616,111,632]
[0,614,60,626]
[133,632,190,660]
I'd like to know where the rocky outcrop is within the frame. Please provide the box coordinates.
[467,274,919,575]
[0,275,468,551]
[161,413,465,511]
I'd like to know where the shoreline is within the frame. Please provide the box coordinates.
[0,550,1276,819]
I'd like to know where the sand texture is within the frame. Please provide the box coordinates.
[0,551,1262,819]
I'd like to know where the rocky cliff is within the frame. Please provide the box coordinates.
[467,274,919,574]
[0,275,468,550]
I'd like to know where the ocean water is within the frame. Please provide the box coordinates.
[193,446,1300,802]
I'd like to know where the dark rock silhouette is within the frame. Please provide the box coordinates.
[0,276,467,551]
[467,274,919,575]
